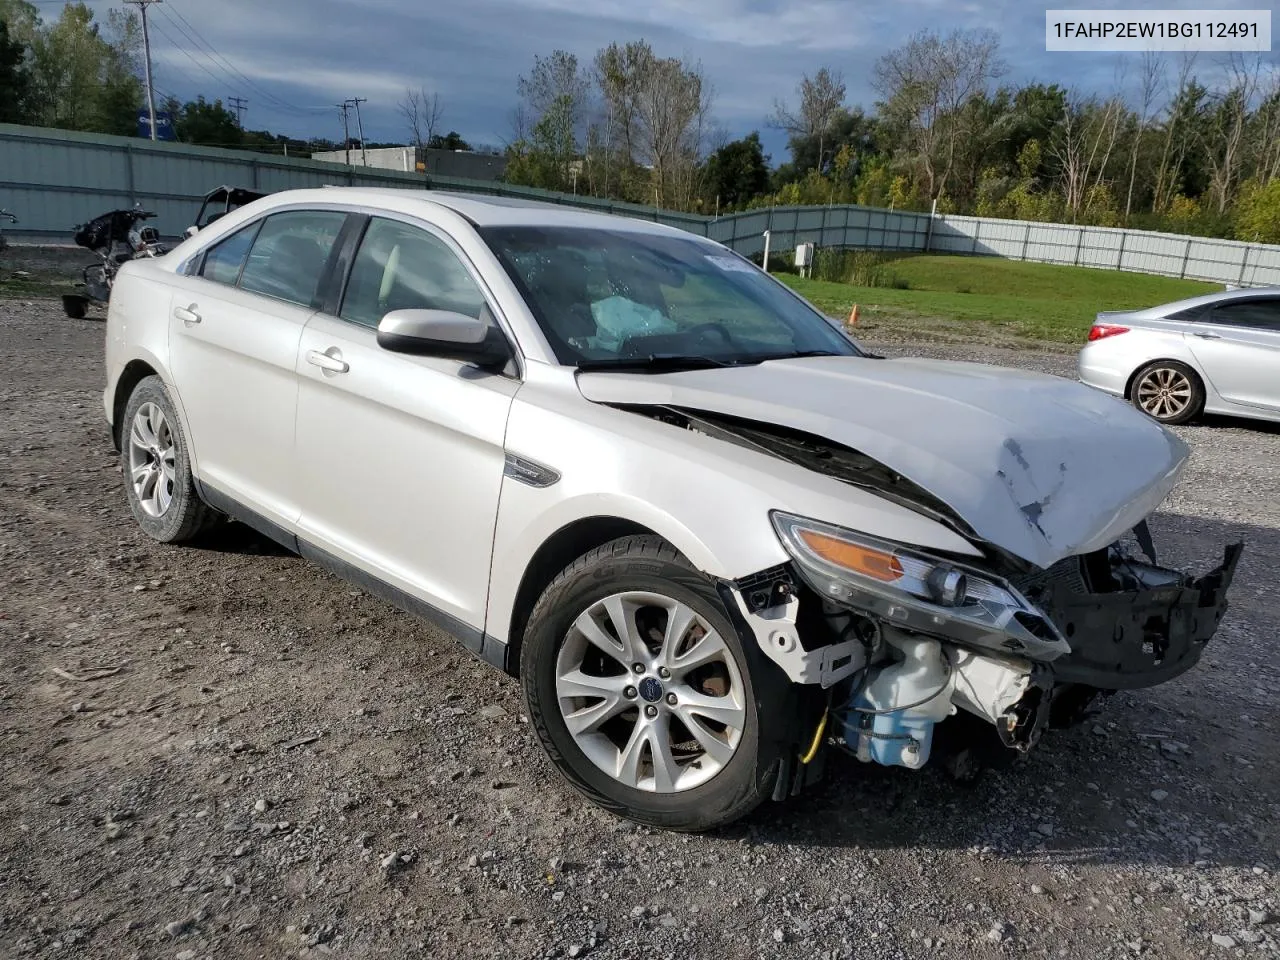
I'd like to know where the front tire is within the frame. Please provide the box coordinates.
[1130,360,1204,425]
[521,536,774,831]
[121,376,219,543]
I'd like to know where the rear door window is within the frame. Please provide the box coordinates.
[1207,299,1280,332]
[237,211,348,310]
[199,222,259,286]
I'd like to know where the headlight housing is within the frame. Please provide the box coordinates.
[771,512,1069,659]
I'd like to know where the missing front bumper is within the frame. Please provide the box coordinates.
[1022,542,1243,690]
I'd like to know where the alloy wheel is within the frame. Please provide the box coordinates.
[1136,366,1192,420]
[127,401,176,518]
[554,591,747,793]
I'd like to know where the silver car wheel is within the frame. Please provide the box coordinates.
[127,401,176,518]
[1136,366,1193,420]
[554,591,747,793]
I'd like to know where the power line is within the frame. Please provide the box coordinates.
[161,1,327,117]
[148,17,244,95]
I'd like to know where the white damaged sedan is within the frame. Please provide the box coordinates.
[104,188,1241,830]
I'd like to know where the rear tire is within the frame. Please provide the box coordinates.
[521,535,776,831]
[121,376,220,543]
[1130,360,1204,425]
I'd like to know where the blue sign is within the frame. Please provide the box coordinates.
[138,109,177,141]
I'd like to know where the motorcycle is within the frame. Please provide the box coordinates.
[62,205,167,319]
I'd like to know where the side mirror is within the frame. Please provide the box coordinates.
[183,225,199,239]
[376,309,512,369]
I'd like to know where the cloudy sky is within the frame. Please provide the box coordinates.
[62,0,1277,160]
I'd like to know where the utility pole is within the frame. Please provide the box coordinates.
[337,101,351,165]
[228,96,247,128]
[124,0,162,140]
[348,97,368,166]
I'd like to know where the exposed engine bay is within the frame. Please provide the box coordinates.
[632,403,1242,777]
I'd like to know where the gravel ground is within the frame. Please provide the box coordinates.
[1,296,1277,960]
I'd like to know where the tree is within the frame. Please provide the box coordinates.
[1045,91,1126,220]
[0,17,34,124]
[428,130,470,150]
[1234,177,1280,242]
[594,40,649,197]
[22,2,141,132]
[1124,52,1164,220]
[1201,55,1263,215]
[1250,80,1280,186]
[399,86,442,149]
[1152,60,1209,213]
[872,28,1005,200]
[176,96,241,147]
[704,132,769,209]
[770,67,846,174]
[508,50,590,191]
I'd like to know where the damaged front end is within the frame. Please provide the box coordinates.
[729,513,1241,786]
[611,399,1241,790]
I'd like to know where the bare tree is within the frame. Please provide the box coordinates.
[593,41,713,208]
[1202,54,1262,214]
[399,87,443,149]
[1152,54,1200,213]
[595,41,646,167]
[770,67,846,171]
[1253,70,1280,185]
[1047,90,1126,219]
[632,51,713,208]
[872,28,1005,201]
[1124,51,1164,220]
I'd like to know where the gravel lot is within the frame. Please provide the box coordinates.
[1,295,1277,960]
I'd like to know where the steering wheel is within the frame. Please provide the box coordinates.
[683,322,734,346]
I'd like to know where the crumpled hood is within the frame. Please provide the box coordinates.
[577,356,1190,569]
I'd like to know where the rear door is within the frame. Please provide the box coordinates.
[1184,297,1280,412]
[167,208,349,526]
[292,214,520,635]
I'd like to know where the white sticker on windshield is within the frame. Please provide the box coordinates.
[705,254,757,274]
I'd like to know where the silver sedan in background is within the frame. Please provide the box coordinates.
[1078,287,1280,425]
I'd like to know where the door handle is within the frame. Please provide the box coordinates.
[1191,331,1222,339]
[173,304,201,325]
[306,348,349,373]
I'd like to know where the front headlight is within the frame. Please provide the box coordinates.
[770,512,1069,658]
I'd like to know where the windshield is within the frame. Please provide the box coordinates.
[479,225,861,367]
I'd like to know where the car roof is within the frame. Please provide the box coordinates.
[1149,285,1280,315]
[267,186,696,237]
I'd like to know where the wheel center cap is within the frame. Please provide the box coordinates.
[638,677,664,703]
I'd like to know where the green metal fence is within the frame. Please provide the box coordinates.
[2,122,1277,286]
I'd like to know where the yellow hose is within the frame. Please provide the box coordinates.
[800,710,828,765]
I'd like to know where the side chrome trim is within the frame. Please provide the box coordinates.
[195,482,510,671]
[503,452,561,488]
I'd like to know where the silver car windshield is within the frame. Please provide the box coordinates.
[479,225,861,368]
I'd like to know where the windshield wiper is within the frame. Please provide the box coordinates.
[754,349,847,362]
[575,354,740,373]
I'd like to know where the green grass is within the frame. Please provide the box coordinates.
[779,255,1218,346]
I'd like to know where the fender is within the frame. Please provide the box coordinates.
[484,488,766,645]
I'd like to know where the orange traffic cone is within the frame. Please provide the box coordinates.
[848,304,859,327]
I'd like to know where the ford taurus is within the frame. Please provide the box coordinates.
[103,188,1241,831]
